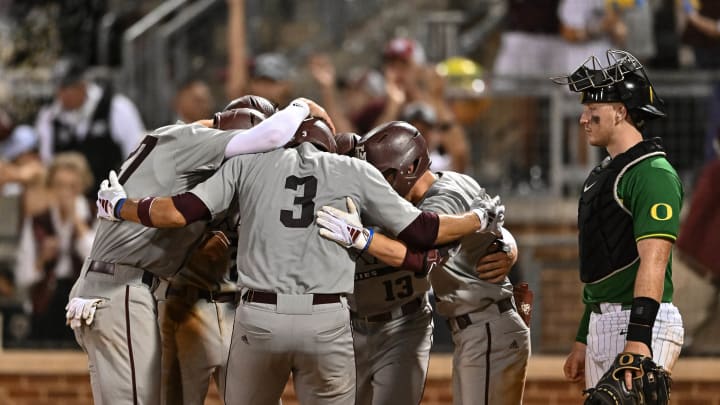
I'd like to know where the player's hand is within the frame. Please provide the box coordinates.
[470,196,505,232]
[296,97,336,134]
[97,170,127,221]
[316,197,372,250]
[563,341,587,384]
[475,250,514,283]
[65,297,104,330]
[621,341,652,390]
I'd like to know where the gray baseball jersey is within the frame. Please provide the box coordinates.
[349,247,430,316]
[418,171,529,405]
[190,142,422,294]
[89,123,234,277]
[420,171,513,318]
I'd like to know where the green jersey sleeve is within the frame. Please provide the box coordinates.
[617,156,683,242]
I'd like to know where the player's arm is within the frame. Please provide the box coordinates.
[222,98,335,158]
[622,164,682,357]
[317,196,502,255]
[116,193,209,228]
[98,157,242,227]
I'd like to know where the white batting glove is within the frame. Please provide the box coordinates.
[65,297,103,330]
[97,170,127,221]
[316,197,373,250]
[471,195,505,233]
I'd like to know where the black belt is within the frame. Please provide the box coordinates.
[447,298,515,331]
[351,297,424,323]
[166,285,238,303]
[242,290,341,305]
[88,260,155,288]
[589,303,632,314]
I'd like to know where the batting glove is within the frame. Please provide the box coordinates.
[65,297,103,330]
[316,197,373,251]
[97,170,127,221]
[471,195,505,233]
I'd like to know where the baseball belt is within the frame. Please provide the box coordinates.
[166,284,238,303]
[446,297,515,332]
[589,302,632,314]
[241,290,342,305]
[350,296,425,323]
[88,260,155,288]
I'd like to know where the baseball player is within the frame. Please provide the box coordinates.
[552,50,684,390]
[320,121,529,405]
[155,103,275,405]
[65,97,329,405]
[96,118,502,405]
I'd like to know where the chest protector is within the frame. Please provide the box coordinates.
[52,85,123,193]
[578,137,666,283]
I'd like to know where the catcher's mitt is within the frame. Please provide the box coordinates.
[584,352,671,405]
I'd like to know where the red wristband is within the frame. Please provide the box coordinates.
[138,197,155,227]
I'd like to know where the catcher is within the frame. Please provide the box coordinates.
[551,49,683,404]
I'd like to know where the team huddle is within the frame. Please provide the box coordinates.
[66,93,527,405]
[65,49,681,405]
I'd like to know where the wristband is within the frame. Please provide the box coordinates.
[360,227,374,253]
[626,297,660,350]
[138,197,156,227]
[114,198,126,219]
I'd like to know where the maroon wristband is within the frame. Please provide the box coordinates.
[138,197,155,227]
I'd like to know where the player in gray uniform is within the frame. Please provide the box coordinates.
[65,97,328,405]
[321,121,529,405]
[96,118,503,405]
[345,123,517,405]
[155,104,275,405]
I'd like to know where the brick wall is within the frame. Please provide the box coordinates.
[0,352,719,404]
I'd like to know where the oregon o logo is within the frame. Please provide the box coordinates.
[650,203,672,221]
[619,353,634,365]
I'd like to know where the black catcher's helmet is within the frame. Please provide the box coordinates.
[551,49,666,129]
[223,94,278,117]
[213,108,267,130]
[285,117,337,153]
[355,121,431,197]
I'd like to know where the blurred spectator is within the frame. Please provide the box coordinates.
[15,152,95,344]
[672,133,720,354]
[493,0,564,83]
[0,108,43,195]
[608,0,659,63]
[400,102,467,172]
[308,54,356,133]
[174,78,215,123]
[680,0,720,161]
[557,0,627,71]
[35,57,145,195]
[0,107,48,218]
[226,0,293,106]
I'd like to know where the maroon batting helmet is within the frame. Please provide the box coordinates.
[285,117,337,153]
[356,121,430,197]
[223,94,278,117]
[335,132,360,156]
[213,108,267,130]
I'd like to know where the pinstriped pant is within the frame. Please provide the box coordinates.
[585,302,684,388]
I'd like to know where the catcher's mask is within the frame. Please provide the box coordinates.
[551,49,666,129]
[213,108,267,130]
[223,94,278,117]
[285,117,337,153]
[355,121,431,197]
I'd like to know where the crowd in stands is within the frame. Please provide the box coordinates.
[0,0,718,351]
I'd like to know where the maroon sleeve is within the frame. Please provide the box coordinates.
[397,211,439,251]
[172,193,211,223]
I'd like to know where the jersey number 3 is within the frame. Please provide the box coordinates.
[280,175,318,228]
